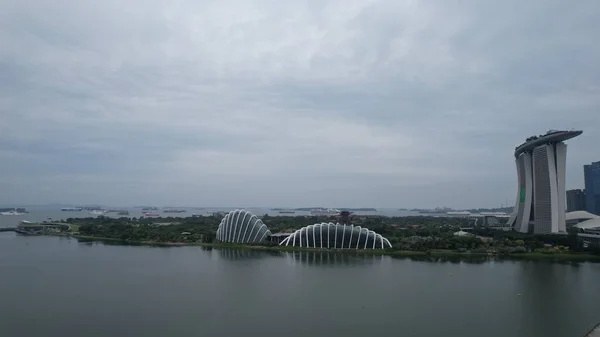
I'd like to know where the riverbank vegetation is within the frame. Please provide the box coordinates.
[51,215,600,260]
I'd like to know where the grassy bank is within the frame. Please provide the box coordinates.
[70,235,600,262]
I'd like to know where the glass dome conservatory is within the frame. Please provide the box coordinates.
[216,209,271,244]
[279,222,392,249]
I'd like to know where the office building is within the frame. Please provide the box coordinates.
[507,130,582,234]
[566,189,586,212]
[584,161,600,215]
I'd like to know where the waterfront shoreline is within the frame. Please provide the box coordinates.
[70,235,600,262]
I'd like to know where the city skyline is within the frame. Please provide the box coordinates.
[1,1,599,208]
[567,188,586,213]
[584,161,600,215]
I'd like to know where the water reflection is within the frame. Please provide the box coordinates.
[283,250,384,266]
[77,239,143,247]
[392,255,492,264]
[217,248,280,260]
[215,249,503,266]
[215,248,385,266]
[2,235,600,337]
[515,261,593,337]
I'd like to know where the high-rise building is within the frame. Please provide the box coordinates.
[507,130,582,234]
[566,189,586,212]
[584,161,600,215]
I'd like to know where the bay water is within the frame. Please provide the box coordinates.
[1,233,599,337]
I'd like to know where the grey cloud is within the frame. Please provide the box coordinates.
[0,0,598,208]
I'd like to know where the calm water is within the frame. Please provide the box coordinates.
[1,233,600,337]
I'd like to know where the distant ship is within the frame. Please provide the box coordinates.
[143,212,160,217]
[309,208,340,216]
[107,209,124,213]
[61,207,83,212]
[103,208,131,215]
[141,207,158,211]
[83,207,104,211]
[89,210,106,216]
[163,209,186,213]
[278,210,296,214]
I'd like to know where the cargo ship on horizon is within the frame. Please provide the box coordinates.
[163,209,186,213]
[61,207,83,212]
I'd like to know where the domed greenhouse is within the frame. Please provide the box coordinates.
[280,222,392,249]
[216,209,271,244]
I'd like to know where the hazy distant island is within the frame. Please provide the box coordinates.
[292,207,377,212]
[410,207,514,214]
[13,213,600,262]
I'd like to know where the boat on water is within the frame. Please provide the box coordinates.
[61,207,83,212]
[89,210,106,215]
[278,210,296,214]
[106,209,129,215]
[143,212,160,217]
[163,209,186,213]
[309,208,340,216]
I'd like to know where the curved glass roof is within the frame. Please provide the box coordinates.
[216,209,271,244]
[280,222,392,249]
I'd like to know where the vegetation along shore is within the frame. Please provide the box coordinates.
[17,214,600,262]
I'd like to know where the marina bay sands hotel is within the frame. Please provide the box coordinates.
[507,130,582,234]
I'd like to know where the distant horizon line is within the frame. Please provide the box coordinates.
[0,203,514,211]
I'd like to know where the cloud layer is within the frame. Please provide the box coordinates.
[1,0,599,208]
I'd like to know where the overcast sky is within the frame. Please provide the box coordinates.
[1,0,599,208]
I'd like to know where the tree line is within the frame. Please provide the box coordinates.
[65,214,600,255]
